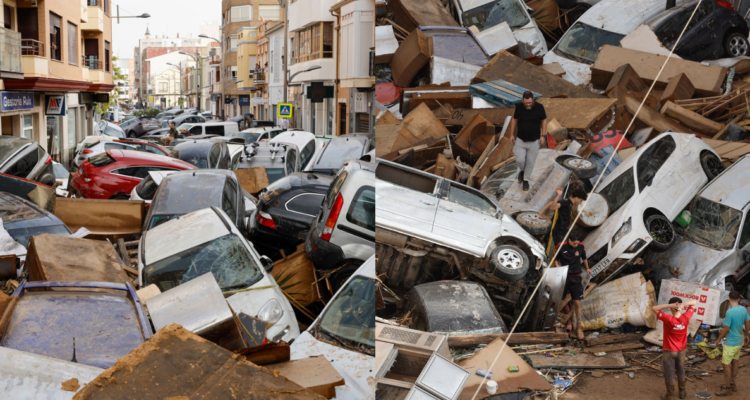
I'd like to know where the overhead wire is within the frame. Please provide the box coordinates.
[470,1,707,397]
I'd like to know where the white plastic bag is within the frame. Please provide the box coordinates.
[580,273,657,330]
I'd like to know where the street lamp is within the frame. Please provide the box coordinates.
[115,6,150,24]
[288,65,322,85]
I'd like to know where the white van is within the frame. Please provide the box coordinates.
[179,121,240,137]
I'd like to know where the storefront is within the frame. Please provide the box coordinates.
[239,95,251,116]
[299,81,335,136]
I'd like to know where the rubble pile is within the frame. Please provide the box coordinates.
[374,0,750,398]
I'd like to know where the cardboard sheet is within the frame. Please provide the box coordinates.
[537,98,617,131]
[54,198,144,241]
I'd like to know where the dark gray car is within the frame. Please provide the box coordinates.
[94,120,126,138]
[121,117,161,138]
[0,191,71,247]
[0,137,56,186]
[167,113,206,129]
[172,140,231,170]
[143,170,248,231]
[310,133,374,176]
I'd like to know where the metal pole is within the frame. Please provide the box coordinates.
[283,0,288,104]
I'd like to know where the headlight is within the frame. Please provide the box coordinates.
[611,217,632,247]
[257,298,284,325]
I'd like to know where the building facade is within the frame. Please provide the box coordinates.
[0,0,115,168]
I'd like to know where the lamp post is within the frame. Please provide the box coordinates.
[115,6,149,24]
[199,34,223,117]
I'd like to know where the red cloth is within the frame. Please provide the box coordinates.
[658,306,695,352]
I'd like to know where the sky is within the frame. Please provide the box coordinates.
[111,0,221,59]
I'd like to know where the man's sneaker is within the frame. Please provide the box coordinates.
[523,180,529,191]
[517,171,524,183]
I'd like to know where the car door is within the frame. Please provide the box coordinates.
[635,135,682,217]
[433,181,502,249]
[375,162,441,234]
[671,1,716,60]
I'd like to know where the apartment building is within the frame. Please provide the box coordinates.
[331,0,374,135]
[265,21,284,124]
[249,20,282,121]
[219,0,282,119]
[0,0,115,167]
[144,51,196,108]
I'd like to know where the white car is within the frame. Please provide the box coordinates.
[73,139,136,168]
[227,143,245,170]
[130,170,176,205]
[270,131,324,172]
[291,255,376,400]
[584,132,724,280]
[137,207,300,343]
[454,0,548,56]
[542,0,686,85]
[230,127,284,144]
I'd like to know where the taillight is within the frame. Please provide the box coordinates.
[257,211,277,229]
[44,155,52,164]
[717,0,733,9]
[82,175,102,183]
[321,193,343,242]
[82,149,93,154]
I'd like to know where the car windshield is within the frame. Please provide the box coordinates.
[317,275,376,355]
[177,124,194,131]
[316,141,364,169]
[180,153,209,169]
[103,125,126,138]
[0,139,28,163]
[52,164,70,179]
[7,224,70,247]
[598,168,636,216]
[462,0,529,31]
[266,168,286,183]
[136,175,159,200]
[234,132,262,144]
[557,22,625,63]
[677,197,742,250]
[143,234,262,292]
[481,160,518,199]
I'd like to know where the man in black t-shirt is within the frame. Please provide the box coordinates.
[555,230,592,340]
[540,186,588,250]
[510,91,547,191]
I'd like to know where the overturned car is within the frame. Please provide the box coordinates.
[375,159,563,330]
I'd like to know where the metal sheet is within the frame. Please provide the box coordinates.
[469,79,541,108]
[0,346,103,400]
[146,272,233,333]
[430,57,482,87]
[529,265,569,332]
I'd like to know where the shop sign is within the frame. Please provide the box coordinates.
[1,92,34,112]
[45,95,66,116]
[239,95,250,106]
[251,97,265,105]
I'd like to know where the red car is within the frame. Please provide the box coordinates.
[114,139,170,157]
[71,149,196,199]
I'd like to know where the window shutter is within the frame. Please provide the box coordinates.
[68,23,77,64]
[259,5,280,21]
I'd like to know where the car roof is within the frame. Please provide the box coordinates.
[410,281,503,332]
[270,131,315,146]
[108,149,194,167]
[151,171,231,215]
[646,0,699,28]
[698,155,750,210]
[579,0,686,35]
[0,191,56,227]
[144,208,231,264]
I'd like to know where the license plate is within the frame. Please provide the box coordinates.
[591,257,611,276]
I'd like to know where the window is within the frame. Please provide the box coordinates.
[446,183,497,216]
[67,22,77,65]
[599,168,636,216]
[654,1,714,48]
[286,149,297,173]
[346,186,375,231]
[159,82,168,92]
[740,214,750,249]
[208,145,221,167]
[636,135,676,190]
[4,5,11,30]
[286,193,325,216]
[230,5,252,22]
[230,65,237,79]
[22,115,33,140]
[5,149,38,178]
[300,140,315,169]
[222,179,238,223]
[49,12,62,61]
[259,5,281,20]
[206,125,225,136]
[230,35,237,51]
[104,142,134,151]
[295,22,334,64]
[103,0,110,15]
[105,41,110,71]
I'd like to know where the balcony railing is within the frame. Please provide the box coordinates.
[21,39,44,57]
[0,28,22,73]
[82,56,103,70]
[253,71,266,82]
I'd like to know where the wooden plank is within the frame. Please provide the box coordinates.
[469,137,513,188]
[0,296,19,337]
[537,98,618,131]
[234,167,270,195]
[703,138,750,161]
[121,265,138,277]
[402,102,450,142]
[376,110,401,126]
[605,64,646,95]
[540,62,565,77]
[584,342,645,353]
[660,101,724,134]
[409,91,472,112]
[611,86,695,134]
[713,115,743,140]
[447,332,570,347]
[584,333,645,347]
[660,73,695,104]
[527,351,627,369]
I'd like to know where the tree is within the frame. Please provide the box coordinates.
[95,56,127,115]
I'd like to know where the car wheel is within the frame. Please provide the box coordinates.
[330,261,361,292]
[646,214,676,252]
[490,245,530,281]
[110,194,131,200]
[515,212,552,236]
[128,131,136,138]
[700,152,724,181]
[725,32,750,57]
[562,158,598,179]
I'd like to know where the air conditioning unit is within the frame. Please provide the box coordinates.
[375,323,450,358]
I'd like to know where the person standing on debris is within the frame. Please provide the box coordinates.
[554,230,591,340]
[539,186,587,250]
[713,290,750,397]
[510,91,547,191]
[652,298,697,400]
[161,121,177,146]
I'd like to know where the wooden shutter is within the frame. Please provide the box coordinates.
[68,22,77,64]
[17,8,38,40]
[84,38,98,56]
[49,12,61,61]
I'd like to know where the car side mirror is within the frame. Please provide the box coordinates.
[260,255,274,272]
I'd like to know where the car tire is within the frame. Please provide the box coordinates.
[515,212,552,236]
[330,261,362,292]
[561,157,598,179]
[646,214,676,253]
[725,32,750,58]
[700,152,724,181]
[490,245,530,282]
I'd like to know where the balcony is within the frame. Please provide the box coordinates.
[21,39,47,78]
[253,71,266,85]
[0,28,22,78]
[82,1,104,32]
[83,56,105,83]
[80,0,89,23]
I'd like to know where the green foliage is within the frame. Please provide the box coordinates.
[133,108,160,118]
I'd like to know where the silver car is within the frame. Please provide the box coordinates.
[649,155,750,293]
[0,137,56,186]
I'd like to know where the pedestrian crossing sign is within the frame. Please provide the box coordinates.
[278,103,293,119]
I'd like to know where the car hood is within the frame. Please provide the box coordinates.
[291,331,375,400]
[543,50,591,86]
[650,236,730,286]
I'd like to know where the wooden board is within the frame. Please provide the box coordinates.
[469,136,513,188]
[584,342,645,353]
[270,356,345,399]
[702,138,750,163]
[409,91,472,112]
[447,332,570,347]
[611,86,696,134]
[605,64,646,95]
[537,97,618,131]
[660,73,695,104]
[660,101,723,134]
[402,102,450,141]
[54,197,145,242]
[272,245,320,307]
[591,45,727,96]
[584,333,646,347]
[540,62,565,77]
[527,351,627,369]
[235,167,271,195]
[376,110,401,126]
[444,107,514,126]
[452,112,493,162]
[386,0,459,33]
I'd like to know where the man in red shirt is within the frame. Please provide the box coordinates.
[652,298,697,400]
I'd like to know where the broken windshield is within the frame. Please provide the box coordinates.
[143,234,262,292]
[677,197,741,250]
[317,275,376,356]
[481,160,518,200]
[557,22,625,63]
[462,0,529,31]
